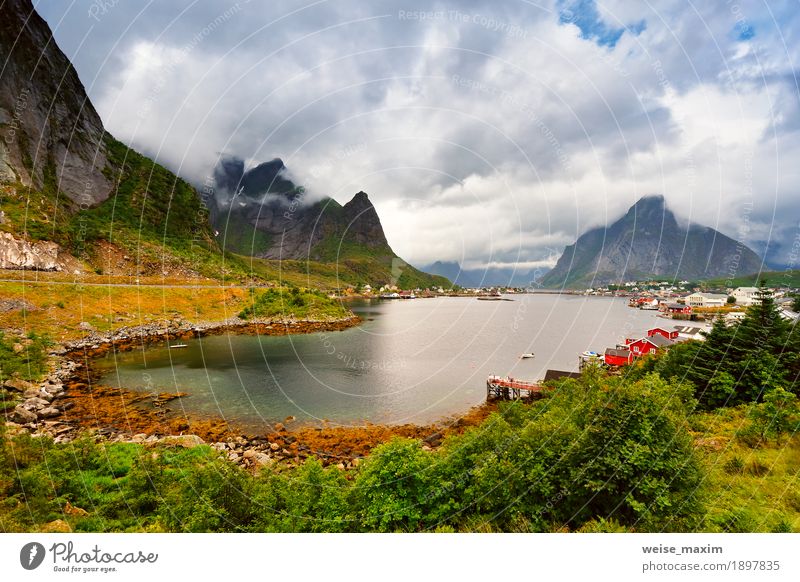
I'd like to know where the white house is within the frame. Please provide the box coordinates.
[673,325,707,341]
[725,311,747,324]
[732,287,759,306]
[685,292,728,308]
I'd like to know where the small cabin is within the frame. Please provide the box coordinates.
[626,334,674,357]
[604,347,633,366]
[647,327,679,340]
[662,302,692,315]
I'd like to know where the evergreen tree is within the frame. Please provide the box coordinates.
[734,280,789,356]
[654,280,796,408]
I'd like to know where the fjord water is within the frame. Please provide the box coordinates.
[94,295,663,430]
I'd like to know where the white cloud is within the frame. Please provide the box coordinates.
[36,0,800,267]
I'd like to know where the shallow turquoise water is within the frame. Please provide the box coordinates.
[93,295,662,429]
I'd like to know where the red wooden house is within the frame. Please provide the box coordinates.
[603,327,678,367]
[604,347,633,366]
[625,334,674,357]
[661,302,692,315]
[646,327,679,340]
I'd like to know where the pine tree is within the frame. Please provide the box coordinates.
[735,280,789,353]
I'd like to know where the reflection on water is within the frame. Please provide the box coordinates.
[94,295,663,429]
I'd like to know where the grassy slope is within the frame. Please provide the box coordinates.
[692,406,800,532]
[310,237,451,289]
[239,287,350,320]
[1,137,255,281]
[0,137,447,289]
[701,270,800,289]
[0,281,251,341]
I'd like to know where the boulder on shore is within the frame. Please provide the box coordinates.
[11,405,38,424]
[160,434,205,448]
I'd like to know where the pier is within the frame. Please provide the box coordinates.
[486,375,549,401]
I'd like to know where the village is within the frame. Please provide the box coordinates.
[486,281,800,402]
[585,282,799,371]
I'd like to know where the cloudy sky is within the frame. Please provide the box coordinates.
[35,0,800,270]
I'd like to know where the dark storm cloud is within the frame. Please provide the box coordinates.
[33,0,800,268]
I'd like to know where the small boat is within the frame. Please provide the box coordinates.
[520,352,535,359]
[169,344,188,349]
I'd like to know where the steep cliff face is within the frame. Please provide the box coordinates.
[0,1,220,277]
[0,0,111,205]
[341,191,390,249]
[541,195,764,288]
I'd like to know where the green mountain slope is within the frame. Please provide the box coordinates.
[210,157,449,288]
[0,0,448,289]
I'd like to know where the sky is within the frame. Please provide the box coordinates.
[34,0,800,271]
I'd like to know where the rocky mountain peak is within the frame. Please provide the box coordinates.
[342,190,388,249]
[623,194,678,232]
[541,195,763,288]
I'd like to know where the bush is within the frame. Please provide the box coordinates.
[0,332,51,382]
[238,287,350,320]
[722,456,745,475]
[353,438,435,532]
[251,458,349,532]
[157,448,254,532]
[747,387,800,443]
[770,517,793,533]
[717,508,761,532]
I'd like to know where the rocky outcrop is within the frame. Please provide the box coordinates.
[541,195,764,288]
[0,231,60,270]
[341,191,390,249]
[0,0,111,204]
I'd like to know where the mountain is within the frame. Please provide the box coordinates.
[540,195,764,288]
[210,155,449,288]
[0,0,111,204]
[0,0,256,278]
[423,261,481,288]
[0,1,446,288]
[422,261,549,288]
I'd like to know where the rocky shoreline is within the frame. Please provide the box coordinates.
[3,315,358,466]
[2,313,495,471]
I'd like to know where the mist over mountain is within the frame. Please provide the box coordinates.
[541,195,764,288]
[209,154,447,287]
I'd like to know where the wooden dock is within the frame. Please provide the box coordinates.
[486,375,548,401]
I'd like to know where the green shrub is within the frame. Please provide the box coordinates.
[251,458,349,532]
[717,508,761,532]
[353,438,435,532]
[0,332,51,382]
[238,287,350,320]
[723,456,745,475]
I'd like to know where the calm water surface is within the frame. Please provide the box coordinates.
[94,295,664,429]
